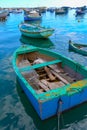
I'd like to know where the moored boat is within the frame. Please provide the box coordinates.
[24,10,41,21]
[55,8,66,14]
[13,45,87,120]
[19,23,54,38]
[75,9,85,16]
[0,10,9,19]
[69,40,87,56]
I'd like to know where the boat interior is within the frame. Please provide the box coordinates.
[16,51,84,94]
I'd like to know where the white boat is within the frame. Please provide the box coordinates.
[0,10,9,19]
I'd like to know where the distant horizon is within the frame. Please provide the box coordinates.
[0,0,87,8]
[0,5,87,8]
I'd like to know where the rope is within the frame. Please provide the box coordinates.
[57,98,63,130]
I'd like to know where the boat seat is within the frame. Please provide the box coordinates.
[19,59,62,72]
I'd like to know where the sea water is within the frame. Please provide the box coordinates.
[0,9,87,130]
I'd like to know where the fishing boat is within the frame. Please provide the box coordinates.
[24,10,41,21]
[55,8,66,14]
[19,23,54,38]
[13,45,87,120]
[75,9,85,16]
[0,10,9,19]
[69,40,87,56]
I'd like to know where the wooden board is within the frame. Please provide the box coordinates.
[44,66,55,81]
[36,89,44,94]
[41,79,65,90]
[48,64,61,73]
[19,59,31,67]
[39,81,50,91]
[51,70,69,84]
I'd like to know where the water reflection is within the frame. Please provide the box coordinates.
[20,35,54,49]
[75,14,85,22]
[24,20,41,25]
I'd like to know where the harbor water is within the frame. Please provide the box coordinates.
[0,9,87,130]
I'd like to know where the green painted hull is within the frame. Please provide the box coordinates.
[21,30,54,38]
[19,23,54,38]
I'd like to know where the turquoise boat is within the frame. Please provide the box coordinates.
[19,23,54,38]
[13,45,87,120]
[69,40,87,56]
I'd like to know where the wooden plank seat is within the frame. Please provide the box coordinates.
[19,59,62,72]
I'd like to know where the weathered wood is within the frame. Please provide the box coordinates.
[40,79,65,90]
[48,64,61,73]
[39,81,50,91]
[36,89,44,94]
[39,73,47,78]
[19,59,31,67]
[47,81,65,89]
[51,70,69,84]
[48,64,65,74]
[44,66,55,81]
[40,79,50,88]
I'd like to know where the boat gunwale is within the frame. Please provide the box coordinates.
[69,41,87,56]
[19,27,54,34]
[13,46,87,101]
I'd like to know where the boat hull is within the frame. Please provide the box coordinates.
[19,23,54,38]
[13,46,87,120]
[69,42,87,56]
[21,30,54,38]
[17,76,87,120]
[24,16,41,21]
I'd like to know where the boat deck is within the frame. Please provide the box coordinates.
[19,58,77,94]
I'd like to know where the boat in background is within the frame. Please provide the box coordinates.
[13,9,22,13]
[0,9,9,19]
[24,10,41,21]
[13,45,87,120]
[55,8,66,14]
[75,9,85,16]
[19,23,54,38]
[69,40,87,56]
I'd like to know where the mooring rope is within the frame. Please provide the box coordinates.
[57,98,63,130]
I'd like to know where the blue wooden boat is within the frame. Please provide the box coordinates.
[24,10,41,21]
[19,23,54,38]
[13,45,87,120]
[69,40,87,56]
[75,9,85,16]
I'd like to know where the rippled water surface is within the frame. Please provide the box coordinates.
[0,9,87,130]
